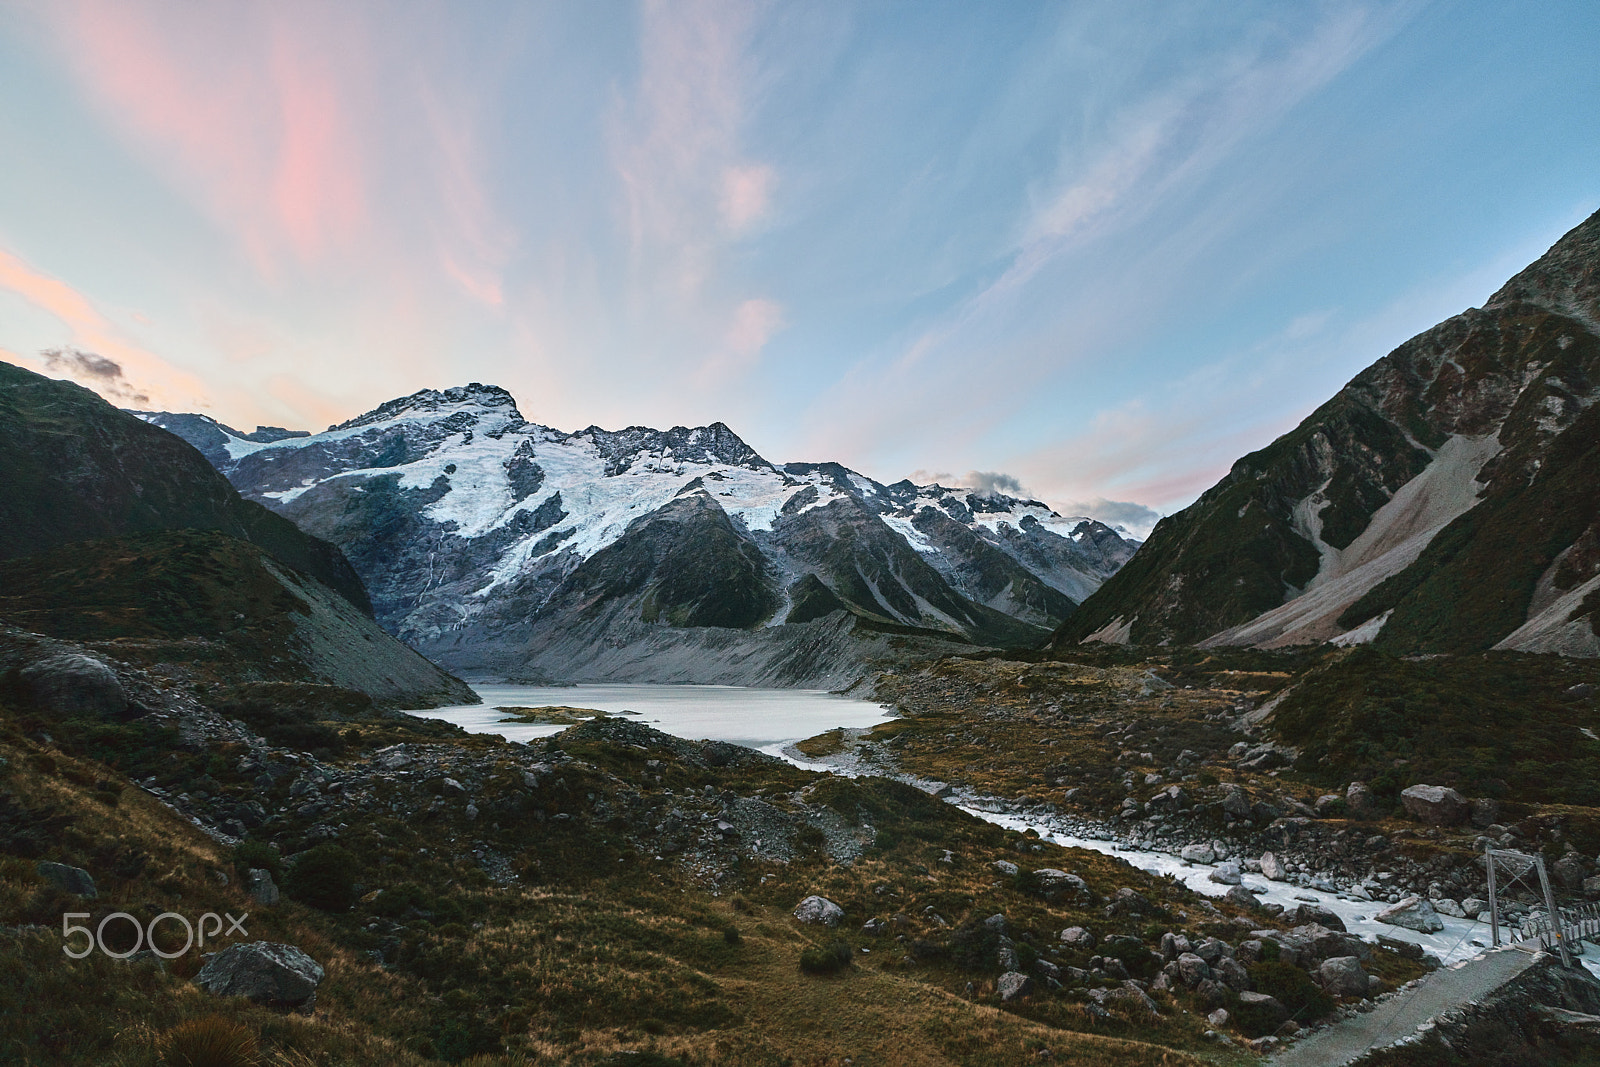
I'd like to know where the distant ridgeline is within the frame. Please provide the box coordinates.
[139,388,1140,685]
[0,361,474,708]
[1055,208,1600,658]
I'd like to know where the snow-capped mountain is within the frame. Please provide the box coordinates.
[138,387,1137,683]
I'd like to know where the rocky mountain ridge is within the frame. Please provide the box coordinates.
[142,387,1138,682]
[1055,208,1600,656]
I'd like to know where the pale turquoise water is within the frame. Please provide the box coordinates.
[401,682,894,755]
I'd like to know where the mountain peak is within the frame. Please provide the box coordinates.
[332,382,523,432]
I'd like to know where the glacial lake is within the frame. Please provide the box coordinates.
[403,683,896,761]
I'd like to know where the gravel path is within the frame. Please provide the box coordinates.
[1271,947,1538,1066]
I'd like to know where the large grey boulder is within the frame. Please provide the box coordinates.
[1031,868,1090,904]
[18,655,126,719]
[1259,852,1287,881]
[1346,780,1376,817]
[1209,861,1243,886]
[36,861,96,899]
[1176,952,1212,986]
[1400,785,1470,827]
[1180,844,1216,864]
[1319,955,1371,998]
[195,942,323,1010]
[1376,895,1445,933]
[792,895,844,927]
[1060,926,1095,949]
[1224,885,1260,909]
[997,971,1034,1001]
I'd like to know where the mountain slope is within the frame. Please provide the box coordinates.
[0,362,367,611]
[0,360,473,706]
[0,530,476,707]
[142,386,1140,681]
[1054,208,1600,655]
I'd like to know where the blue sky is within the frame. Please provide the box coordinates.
[1,0,1596,534]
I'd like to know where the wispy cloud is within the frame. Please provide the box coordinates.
[609,0,782,379]
[0,245,209,409]
[797,3,1413,500]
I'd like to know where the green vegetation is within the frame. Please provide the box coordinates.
[1272,648,1600,807]
[283,843,360,911]
[797,940,853,975]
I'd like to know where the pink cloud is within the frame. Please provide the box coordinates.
[46,1,370,272]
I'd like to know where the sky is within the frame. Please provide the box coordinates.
[1,1,1596,537]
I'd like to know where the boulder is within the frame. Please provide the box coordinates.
[1103,887,1151,918]
[1314,794,1344,817]
[990,859,1020,876]
[1346,781,1376,817]
[1176,953,1212,986]
[18,654,126,719]
[35,861,96,899]
[1376,895,1445,933]
[1461,897,1489,919]
[1215,956,1251,992]
[1031,868,1091,904]
[1224,885,1260,909]
[1060,926,1095,949]
[1159,932,1192,960]
[1583,876,1600,900]
[997,971,1033,1001]
[1434,897,1464,918]
[1208,1008,1230,1028]
[1258,852,1287,881]
[1319,956,1371,998]
[1107,980,1162,1017]
[1221,787,1253,819]
[1180,844,1216,865]
[1238,991,1288,1028]
[247,869,280,907]
[195,942,323,1010]
[1400,785,1469,827]
[793,896,844,927]
[1209,861,1243,886]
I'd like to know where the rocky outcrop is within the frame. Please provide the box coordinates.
[36,861,96,898]
[18,654,126,719]
[194,941,324,1011]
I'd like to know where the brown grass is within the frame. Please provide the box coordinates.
[156,1016,258,1067]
